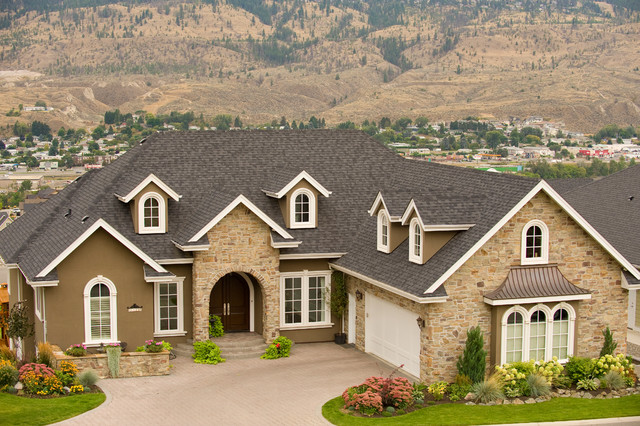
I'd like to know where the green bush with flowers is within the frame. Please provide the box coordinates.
[261,336,292,359]
[593,353,633,378]
[55,360,79,387]
[144,339,165,353]
[64,344,87,357]
[19,363,64,396]
[427,381,448,401]
[342,373,414,416]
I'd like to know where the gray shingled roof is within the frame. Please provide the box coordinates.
[484,265,590,301]
[0,130,542,298]
[562,165,640,267]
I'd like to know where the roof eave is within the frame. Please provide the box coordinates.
[483,293,592,306]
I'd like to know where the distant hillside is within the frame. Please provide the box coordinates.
[0,0,639,132]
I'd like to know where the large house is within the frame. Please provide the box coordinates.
[1,130,638,381]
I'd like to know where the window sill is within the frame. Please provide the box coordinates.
[153,331,187,337]
[83,340,120,347]
[280,323,334,331]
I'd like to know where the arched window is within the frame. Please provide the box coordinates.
[552,308,570,360]
[521,220,549,265]
[505,311,524,363]
[290,188,316,228]
[409,218,422,264]
[377,210,390,252]
[529,310,547,361]
[139,192,166,233]
[83,276,117,345]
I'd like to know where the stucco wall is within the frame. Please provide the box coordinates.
[192,205,280,342]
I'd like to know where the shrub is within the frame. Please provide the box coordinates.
[0,344,16,363]
[55,361,78,387]
[599,326,617,357]
[565,356,595,383]
[495,361,531,397]
[78,369,99,388]
[602,370,625,390]
[36,342,55,368]
[449,382,472,400]
[592,353,633,379]
[536,357,564,384]
[527,374,551,397]
[0,364,19,388]
[577,378,598,391]
[19,363,62,395]
[353,389,383,416]
[427,381,448,401]
[456,326,487,384]
[144,339,165,353]
[411,382,426,400]
[387,377,414,409]
[64,344,87,357]
[209,315,224,337]
[552,374,573,389]
[193,341,225,364]
[471,375,504,403]
[162,341,172,352]
[261,336,292,359]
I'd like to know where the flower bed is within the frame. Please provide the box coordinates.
[52,346,170,379]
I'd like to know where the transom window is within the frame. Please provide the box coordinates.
[409,217,422,264]
[501,303,575,364]
[83,276,118,345]
[281,271,331,328]
[289,188,316,229]
[377,210,390,252]
[154,280,185,336]
[138,192,166,234]
[521,220,549,265]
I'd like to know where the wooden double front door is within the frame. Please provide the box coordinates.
[209,273,250,332]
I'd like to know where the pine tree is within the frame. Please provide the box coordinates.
[456,326,487,384]
[599,326,618,357]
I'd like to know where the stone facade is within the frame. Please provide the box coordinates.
[192,205,280,342]
[346,191,628,383]
[53,350,170,378]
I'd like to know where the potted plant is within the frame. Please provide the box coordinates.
[330,271,348,344]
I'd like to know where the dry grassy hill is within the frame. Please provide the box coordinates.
[0,1,639,133]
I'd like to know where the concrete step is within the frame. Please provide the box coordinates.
[172,343,194,358]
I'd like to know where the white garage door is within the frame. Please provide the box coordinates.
[365,293,421,377]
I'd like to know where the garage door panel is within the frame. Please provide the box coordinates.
[365,293,420,377]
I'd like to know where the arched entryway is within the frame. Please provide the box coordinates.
[209,272,262,333]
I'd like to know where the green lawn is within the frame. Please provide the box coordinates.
[323,394,640,425]
[0,392,106,425]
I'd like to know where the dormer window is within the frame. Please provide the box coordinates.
[139,192,166,234]
[409,218,422,264]
[290,188,316,229]
[521,220,549,265]
[377,210,390,252]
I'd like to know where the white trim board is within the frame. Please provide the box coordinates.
[37,219,168,278]
[424,181,640,294]
[329,263,448,304]
[115,173,181,203]
[484,293,592,306]
[367,192,402,221]
[262,170,331,198]
[189,194,294,242]
[401,199,473,231]
[280,253,346,260]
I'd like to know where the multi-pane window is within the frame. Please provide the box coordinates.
[413,223,421,257]
[529,310,547,361]
[282,273,330,327]
[144,197,160,228]
[409,218,422,263]
[525,226,542,259]
[294,193,310,224]
[159,282,178,331]
[89,283,111,341]
[377,210,390,252]
[505,311,524,363]
[552,309,569,360]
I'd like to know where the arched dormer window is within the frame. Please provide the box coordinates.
[409,217,422,264]
[139,192,166,234]
[521,220,549,265]
[377,210,390,253]
[83,276,118,345]
[290,188,316,229]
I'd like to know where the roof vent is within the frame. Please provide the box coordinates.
[64,209,72,217]
[81,215,89,223]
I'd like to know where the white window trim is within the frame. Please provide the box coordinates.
[83,275,118,346]
[521,219,549,265]
[500,302,576,365]
[409,217,422,264]
[280,270,332,329]
[377,210,390,253]
[34,287,44,322]
[138,192,166,234]
[153,278,186,337]
[629,289,640,332]
[289,188,316,229]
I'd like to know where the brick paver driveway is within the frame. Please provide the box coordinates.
[59,342,400,425]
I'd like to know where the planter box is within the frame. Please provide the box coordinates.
[53,347,170,378]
